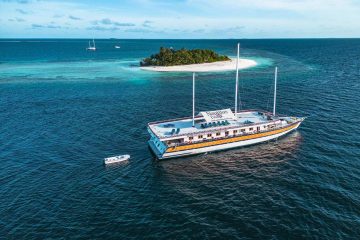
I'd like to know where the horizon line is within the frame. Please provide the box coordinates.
[1,37,360,40]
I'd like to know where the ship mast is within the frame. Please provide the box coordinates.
[192,72,195,127]
[235,43,240,116]
[273,67,278,116]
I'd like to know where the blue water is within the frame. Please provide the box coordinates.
[0,39,360,239]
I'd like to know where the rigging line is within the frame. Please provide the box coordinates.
[238,52,243,110]
[239,68,245,109]
[238,88,242,110]
[237,66,245,109]
[266,75,274,112]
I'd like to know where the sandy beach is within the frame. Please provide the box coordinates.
[140,58,257,72]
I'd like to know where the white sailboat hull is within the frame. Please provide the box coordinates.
[150,122,301,160]
[86,39,96,51]
[104,154,130,164]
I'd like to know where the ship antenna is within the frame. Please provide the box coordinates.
[273,67,278,116]
[235,43,240,116]
[192,72,196,127]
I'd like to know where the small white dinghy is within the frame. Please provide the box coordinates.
[104,154,130,165]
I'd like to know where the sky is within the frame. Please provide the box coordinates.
[0,0,360,38]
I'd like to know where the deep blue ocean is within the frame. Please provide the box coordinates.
[0,39,359,239]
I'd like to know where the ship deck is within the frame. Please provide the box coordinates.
[148,110,278,139]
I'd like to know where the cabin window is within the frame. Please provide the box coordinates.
[233,130,238,134]
[167,139,182,146]
[225,131,229,136]
[263,125,267,129]
[207,133,212,137]
[249,128,253,131]
[241,129,245,132]
[189,136,193,140]
[198,135,203,139]
[216,132,221,136]
[257,127,260,131]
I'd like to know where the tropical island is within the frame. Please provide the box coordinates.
[139,47,257,72]
[140,47,230,66]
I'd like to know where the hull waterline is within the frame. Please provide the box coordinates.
[149,120,303,160]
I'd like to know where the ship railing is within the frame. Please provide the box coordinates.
[147,109,278,126]
[158,119,283,139]
[165,122,293,148]
[148,111,301,140]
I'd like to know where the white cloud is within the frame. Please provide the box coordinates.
[0,0,359,38]
[69,15,81,21]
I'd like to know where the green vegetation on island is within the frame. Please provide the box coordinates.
[140,47,230,66]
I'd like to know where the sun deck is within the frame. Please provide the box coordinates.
[148,110,278,140]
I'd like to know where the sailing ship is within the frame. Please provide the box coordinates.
[86,39,96,51]
[147,43,305,160]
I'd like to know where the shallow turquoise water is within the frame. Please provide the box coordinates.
[0,39,359,239]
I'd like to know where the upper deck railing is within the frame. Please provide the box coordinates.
[148,112,300,140]
[165,120,301,147]
[147,109,280,125]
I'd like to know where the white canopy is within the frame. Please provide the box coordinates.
[200,109,236,123]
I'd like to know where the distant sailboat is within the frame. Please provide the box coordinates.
[114,45,121,49]
[86,39,96,51]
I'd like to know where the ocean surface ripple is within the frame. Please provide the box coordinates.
[0,39,360,239]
